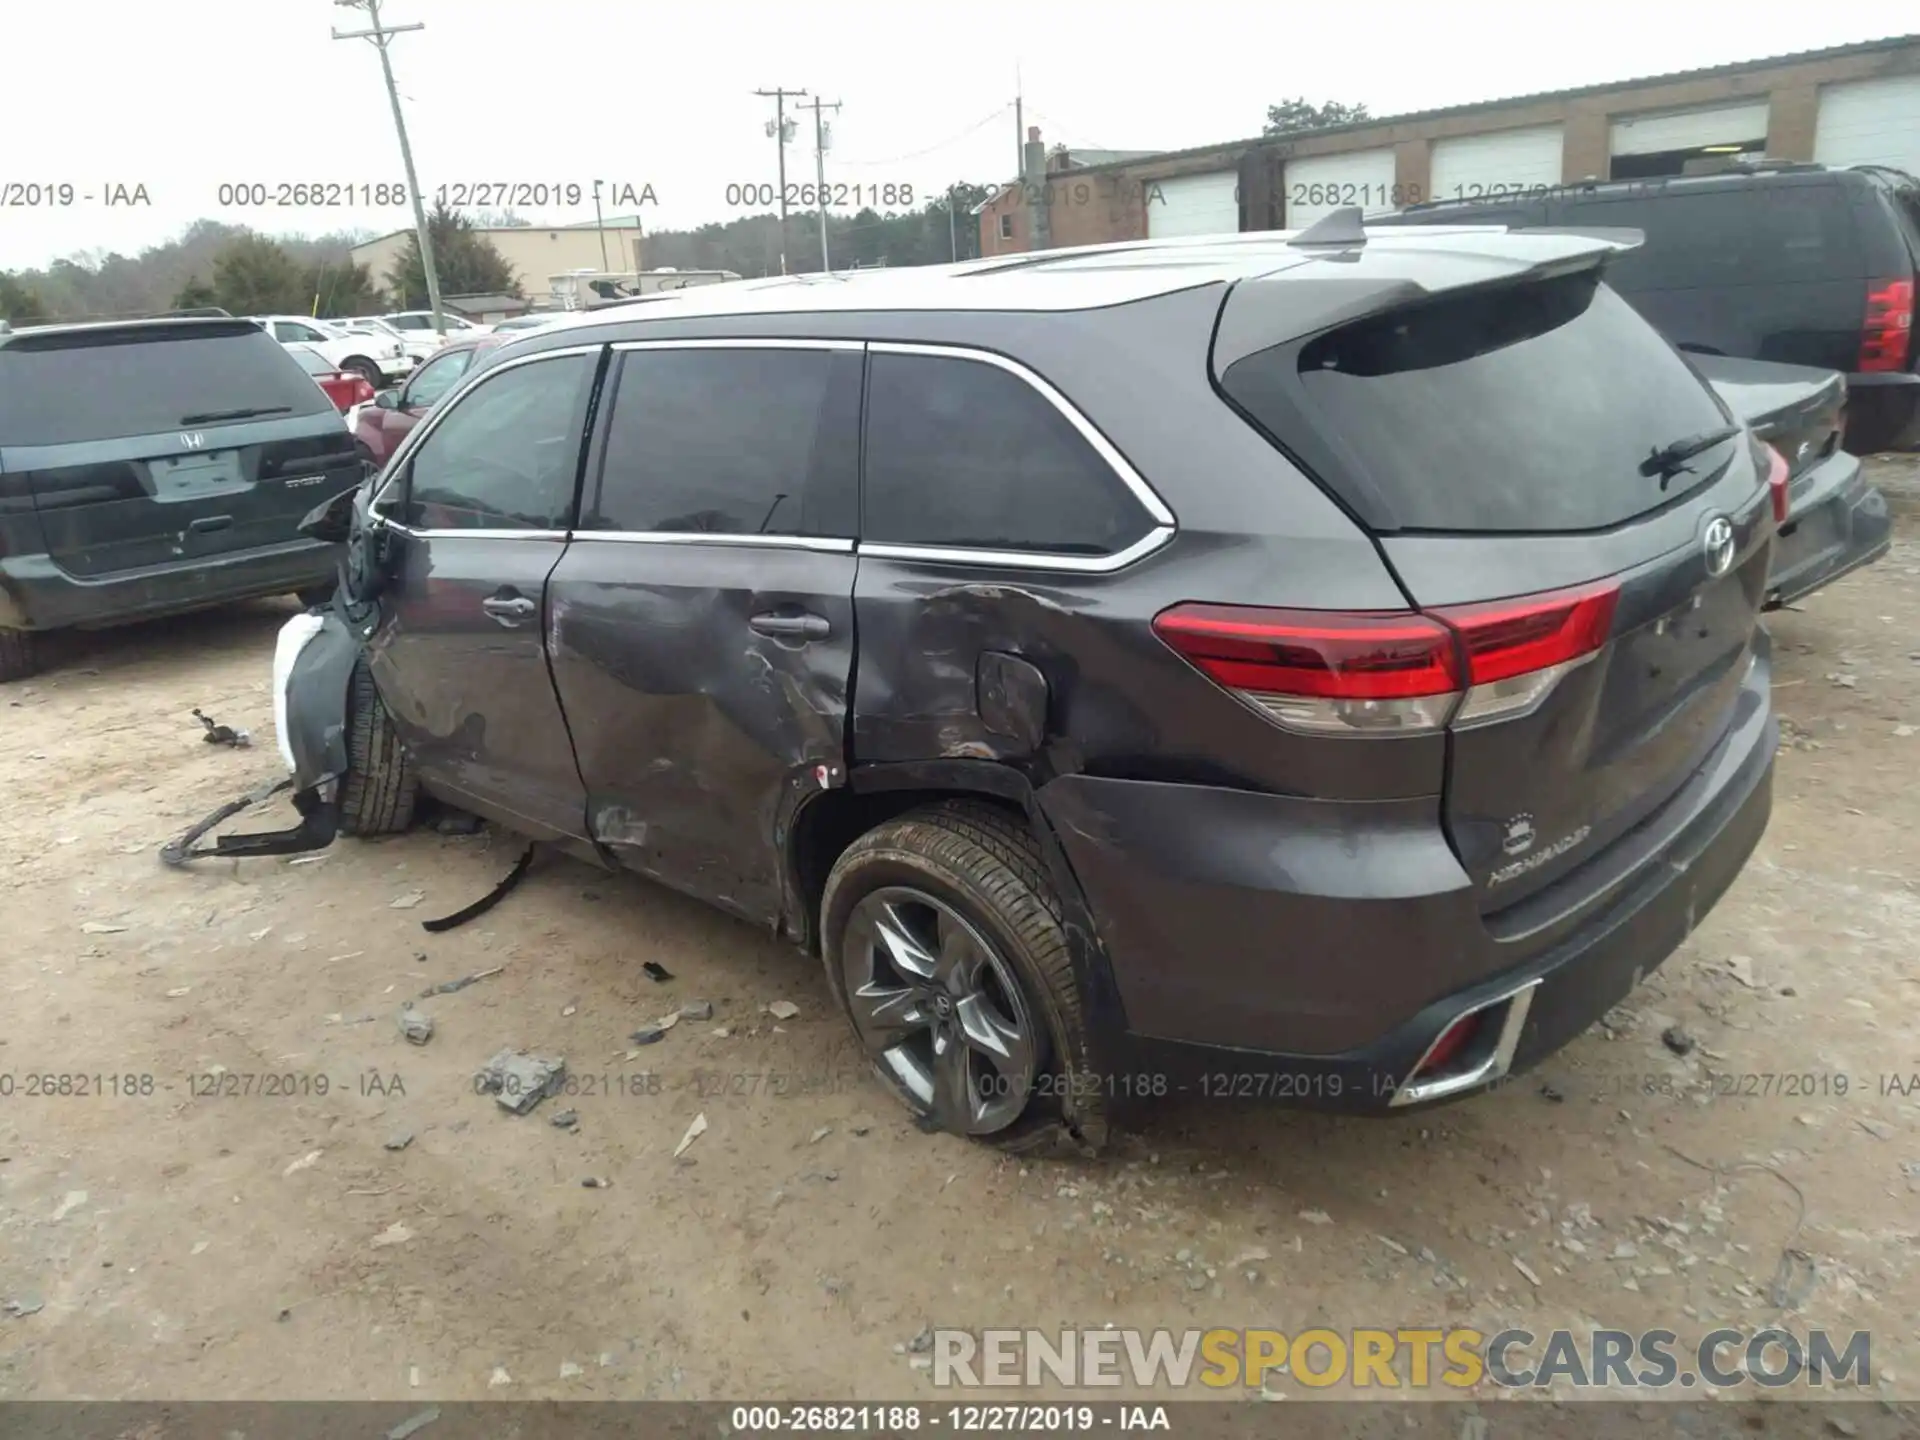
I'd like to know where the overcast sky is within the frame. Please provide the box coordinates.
[0,2,1905,271]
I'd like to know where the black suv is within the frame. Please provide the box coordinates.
[264,222,1779,1151]
[0,318,355,681]
[1370,163,1920,453]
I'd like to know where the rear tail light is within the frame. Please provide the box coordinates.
[1153,579,1621,737]
[1763,441,1789,525]
[1859,278,1914,372]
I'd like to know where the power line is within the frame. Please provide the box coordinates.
[753,87,807,275]
[831,103,1014,168]
[331,0,445,333]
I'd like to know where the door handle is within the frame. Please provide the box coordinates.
[188,515,234,534]
[749,610,831,641]
[481,594,537,627]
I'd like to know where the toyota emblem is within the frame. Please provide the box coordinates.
[1702,516,1735,578]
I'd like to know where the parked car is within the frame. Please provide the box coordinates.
[383,310,494,340]
[322,315,439,366]
[252,314,414,387]
[285,343,379,414]
[1368,162,1920,453]
[1692,353,1892,607]
[0,317,357,682]
[351,335,506,469]
[251,219,1781,1151]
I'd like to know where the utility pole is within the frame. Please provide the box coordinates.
[948,184,958,262]
[591,181,609,271]
[754,87,806,275]
[798,97,840,272]
[332,0,445,336]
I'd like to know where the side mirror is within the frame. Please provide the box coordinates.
[374,389,401,410]
[297,485,359,545]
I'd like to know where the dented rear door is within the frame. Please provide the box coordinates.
[544,342,863,928]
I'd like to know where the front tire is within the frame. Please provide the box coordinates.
[0,628,39,683]
[820,799,1107,1154]
[343,356,383,386]
[338,658,418,837]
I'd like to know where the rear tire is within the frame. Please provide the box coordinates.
[820,799,1108,1155]
[0,628,39,683]
[338,658,418,837]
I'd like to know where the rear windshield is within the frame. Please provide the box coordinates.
[287,346,332,376]
[1223,270,1734,533]
[0,324,333,447]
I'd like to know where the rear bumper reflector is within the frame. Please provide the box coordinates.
[1390,979,1540,1107]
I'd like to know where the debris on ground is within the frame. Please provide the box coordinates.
[629,1024,666,1046]
[654,1011,681,1032]
[474,1050,567,1115]
[432,810,484,836]
[488,1366,512,1388]
[642,962,674,983]
[422,843,536,934]
[418,966,503,998]
[582,1176,611,1189]
[384,1131,414,1152]
[1723,955,1761,988]
[283,1150,323,1177]
[1661,1025,1697,1056]
[1511,1256,1543,1287]
[906,1325,935,1354]
[1538,1082,1565,1103]
[1298,1209,1332,1225]
[809,1126,832,1145]
[385,1407,440,1440]
[4,1294,44,1319]
[1769,1248,1819,1310]
[551,1110,579,1131]
[81,921,128,935]
[679,999,714,1021]
[193,708,251,748]
[390,891,426,910]
[768,1000,800,1020]
[674,1112,708,1158]
[51,1190,88,1222]
[397,1004,434,1046]
[369,1222,413,1249]
[560,1360,584,1379]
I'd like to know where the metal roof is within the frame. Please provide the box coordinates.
[528,224,1627,328]
[1050,33,1920,179]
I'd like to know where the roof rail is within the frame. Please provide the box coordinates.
[1288,205,1367,248]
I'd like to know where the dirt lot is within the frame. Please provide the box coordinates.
[2,461,1918,1405]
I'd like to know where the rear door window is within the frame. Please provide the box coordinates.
[0,324,334,446]
[1220,269,1734,534]
[585,346,856,537]
[1561,182,1861,289]
[862,350,1155,556]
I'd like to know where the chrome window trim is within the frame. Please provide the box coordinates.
[608,338,866,353]
[371,342,607,515]
[565,531,855,553]
[861,340,1178,572]
[375,520,568,542]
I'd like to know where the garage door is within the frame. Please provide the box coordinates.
[1145,171,1241,239]
[1284,148,1398,228]
[1428,126,1564,205]
[1814,75,1920,176]
[1609,102,1770,157]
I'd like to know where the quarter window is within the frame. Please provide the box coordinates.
[585,347,854,537]
[862,351,1154,556]
[401,352,594,530]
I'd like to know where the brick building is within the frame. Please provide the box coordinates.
[978,34,1920,255]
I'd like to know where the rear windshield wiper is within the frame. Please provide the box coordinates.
[179,405,294,425]
[1639,424,1741,486]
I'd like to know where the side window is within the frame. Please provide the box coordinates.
[1566,190,1754,291]
[405,349,473,409]
[585,346,855,537]
[390,315,426,331]
[401,352,595,531]
[272,321,310,343]
[1750,183,1861,283]
[863,351,1155,556]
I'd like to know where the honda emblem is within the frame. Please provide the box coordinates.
[180,431,207,450]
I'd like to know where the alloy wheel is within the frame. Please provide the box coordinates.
[840,886,1044,1135]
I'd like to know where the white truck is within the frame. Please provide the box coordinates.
[547,268,743,311]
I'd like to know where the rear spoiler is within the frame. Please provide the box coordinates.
[1511,225,1645,251]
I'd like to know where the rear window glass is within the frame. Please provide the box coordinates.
[1561,183,1862,289]
[0,325,332,447]
[1223,270,1734,534]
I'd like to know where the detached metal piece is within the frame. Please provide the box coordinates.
[160,777,342,866]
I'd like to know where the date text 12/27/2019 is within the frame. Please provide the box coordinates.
[209,181,657,210]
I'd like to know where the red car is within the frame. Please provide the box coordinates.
[286,343,378,413]
[350,335,506,468]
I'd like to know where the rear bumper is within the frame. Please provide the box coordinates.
[1766,451,1891,608]
[0,540,338,632]
[1842,376,1920,452]
[1043,653,1776,1116]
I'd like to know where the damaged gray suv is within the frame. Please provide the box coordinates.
[180,213,1782,1153]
